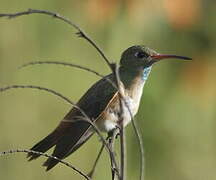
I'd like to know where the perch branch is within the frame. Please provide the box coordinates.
[87,144,105,178]
[0,84,120,178]
[19,60,144,180]
[19,61,105,78]
[0,149,90,180]
[114,64,145,180]
[0,9,145,180]
[19,60,117,88]
[0,85,107,150]
[114,64,127,180]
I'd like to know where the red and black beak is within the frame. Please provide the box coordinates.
[151,54,192,61]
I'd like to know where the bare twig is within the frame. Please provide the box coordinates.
[0,9,145,180]
[65,117,112,158]
[119,96,145,180]
[0,85,108,151]
[19,61,118,90]
[120,102,145,180]
[114,64,127,180]
[107,128,120,180]
[19,61,105,79]
[0,85,86,117]
[84,125,121,180]
[0,149,91,180]
[19,60,144,180]
[20,60,143,180]
[72,117,121,179]
[131,118,145,180]
[87,144,104,178]
[119,126,126,180]
[114,64,144,180]
[0,9,113,69]
[0,84,121,178]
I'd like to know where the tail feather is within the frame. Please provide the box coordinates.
[27,130,61,161]
[43,128,93,171]
[28,120,94,171]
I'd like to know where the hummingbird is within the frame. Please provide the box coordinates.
[27,45,191,170]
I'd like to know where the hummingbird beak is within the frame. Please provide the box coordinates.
[151,54,192,61]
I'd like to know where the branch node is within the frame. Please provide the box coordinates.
[76,31,84,38]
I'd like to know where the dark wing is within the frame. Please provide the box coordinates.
[27,73,117,170]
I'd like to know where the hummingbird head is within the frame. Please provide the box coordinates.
[120,45,192,69]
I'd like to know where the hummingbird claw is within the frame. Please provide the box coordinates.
[115,132,120,139]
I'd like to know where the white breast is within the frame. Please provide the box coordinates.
[97,81,146,132]
[97,67,152,132]
[122,81,146,127]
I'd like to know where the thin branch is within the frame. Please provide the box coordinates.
[0,8,113,69]
[87,144,104,178]
[64,117,110,156]
[0,85,87,119]
[131,118,145,180]
[119,95,145,180]
[0,85,108,150]
[114,64,145,180]
[119,126,126,180]
[71,117,121,179]
[19,61,105,79]
[120,102,145,180]
[0,84,121,177]
[64,117,121,179]
[108,128,119,180]
[19,60,118,93]
[0,9,145,180]
[123,103,144,180]
[114,64,127,180]
[0,149,91,180]
[19,60,144,180]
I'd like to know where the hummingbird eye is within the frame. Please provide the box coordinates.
[135,51,149,59]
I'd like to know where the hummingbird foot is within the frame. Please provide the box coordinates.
[107,127,120,143]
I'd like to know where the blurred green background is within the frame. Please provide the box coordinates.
[0,0,216,180]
